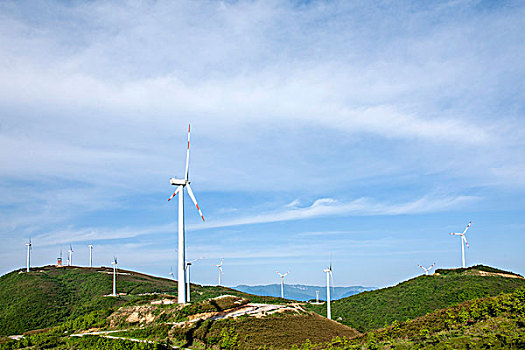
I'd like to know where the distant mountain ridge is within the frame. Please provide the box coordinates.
[233,283,375,301]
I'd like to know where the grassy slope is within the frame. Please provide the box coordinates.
[0,295,361,350]
[202,312,360,349]
[306,265,525,332]
[0,265,285,336]
[303,287,525,349]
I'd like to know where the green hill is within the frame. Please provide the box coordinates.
[294,286,525,349]
[306,265,525,332]
[0,265,285,336]
[0,292,360,350]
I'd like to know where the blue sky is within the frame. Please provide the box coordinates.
[0,0,524,288]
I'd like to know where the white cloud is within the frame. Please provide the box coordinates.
[194,194,477,230]
[25,193,476,247]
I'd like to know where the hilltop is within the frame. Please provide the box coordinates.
[0,265,284,336]
[234,284,374,301]
[1,264,523,349]
[0,267,360,350]
[306,265,525,332]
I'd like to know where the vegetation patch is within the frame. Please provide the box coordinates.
[295,287,525,349]
[306,266,525,332]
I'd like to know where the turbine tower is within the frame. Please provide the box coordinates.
[111,257,118,296]
[418,263,436,275]
[169,266,174,280]
[88,244,94,268]
[25,238,32,272]
[168,124,205,304]
[316,290,320,304]
[449,221,471,268]
[275,270,290,299]
[185,257,202,302]
[323,263,334,320]
[68,244,74,266]
[215,259,224,286]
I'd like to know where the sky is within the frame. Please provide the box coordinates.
[0,0,524,288]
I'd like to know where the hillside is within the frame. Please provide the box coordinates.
[234,284,374,301]
[306,265,525,332]
[0,294,360,350]
[0,265,285,336]
[294,286,525,349]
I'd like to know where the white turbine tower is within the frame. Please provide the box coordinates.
[68,244,74,266]
[275,270,290,299]
[323,263,334,320]
[111,257,118,296]
[168,124,205,304]
[169,266,174,280]
[316,290,320,304]
[418,263,436,275]
[25,238,32,272]
[88,244,94,268]
[186,257,202,302]
[449,221,471,268]
[215,259,224,286]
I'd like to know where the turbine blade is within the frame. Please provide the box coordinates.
[186,184,205,221]
[449,232,461,236]
[168,186,182,202]
[463,221,471,235]
[463,235,469,248]
[185,124,190,181]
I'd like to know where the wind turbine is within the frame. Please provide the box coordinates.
[215,259,224,286]
[186,257,202,302]
[169,266,174,280]
[449,221,471,268]
[168,124,205,304]
[111,257,118,296]
[88,244,94,268]
[316,290,320,304]
[68,244,74,266]
[418,263,436,275]
[275,270,290,299]
[323,263,334,320]
[25,238,32,272]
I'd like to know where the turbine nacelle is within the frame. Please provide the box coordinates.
[170,178,189,186]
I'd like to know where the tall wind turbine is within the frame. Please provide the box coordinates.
[449,221,471,268]
[275,270,290,299]
[25,238,32,272]
[323,263,334,320]
[168,124,205,304]
[418,263,436,275]
[68,244,74,266]
[88,244,94,268]
[215,259,224,286]
[169,266,174,280]
[111,257,118,296]
[186,257,202,302]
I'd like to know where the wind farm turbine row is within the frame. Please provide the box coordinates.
[19,124,475,324]
[416,221,472,276]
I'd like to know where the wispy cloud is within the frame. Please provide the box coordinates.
[194,194,478,230]
[27,193,476,248]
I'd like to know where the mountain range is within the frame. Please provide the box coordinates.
[233,283,375,301]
